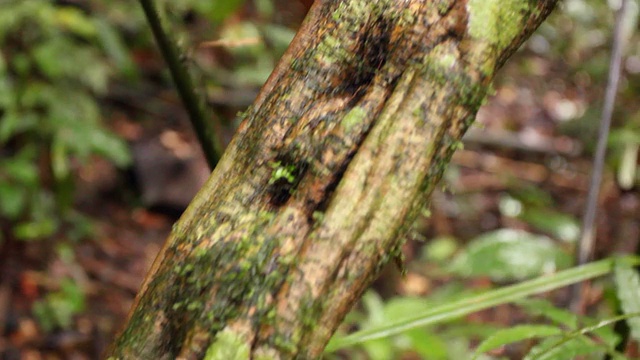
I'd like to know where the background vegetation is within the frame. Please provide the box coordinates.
[0,0,638,359]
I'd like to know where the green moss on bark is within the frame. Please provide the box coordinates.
[108,1,560,358]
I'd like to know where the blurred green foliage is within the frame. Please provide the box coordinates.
[32,277,86,331]
[332,0,640,357]
[0,0,133,243]
[157,0,295,89]
[449,229,573,281]
[331,258,640,359]
[0,0,138,331]
[0,0,637,356]
[177,0,247,23]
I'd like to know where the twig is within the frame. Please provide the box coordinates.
[571,0,628,313]
[463,128,582,157]
[138,0,222,169]
[199,37,262,48]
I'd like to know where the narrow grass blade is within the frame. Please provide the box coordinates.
[325,256,640,352]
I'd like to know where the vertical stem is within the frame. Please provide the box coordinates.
[571,0,628,312]
[139,0,222,168]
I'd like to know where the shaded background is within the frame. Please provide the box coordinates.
[0,0,638,359]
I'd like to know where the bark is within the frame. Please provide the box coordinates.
[107,0,559,358]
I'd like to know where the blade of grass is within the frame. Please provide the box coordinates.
[325,256,640,353]
[526,312,640,360]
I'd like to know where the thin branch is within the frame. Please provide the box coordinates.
[139,0,222,168]
[571,0,628,312]
[463,128,582,157]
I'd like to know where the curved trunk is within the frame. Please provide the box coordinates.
[107,0,559,358]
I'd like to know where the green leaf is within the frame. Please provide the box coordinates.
[361,338,393,360]
[384,297,433,322]
[0,1,50,38]
[405,330,448,359]
[51,137,70,180]
[444,323,503,339]
[520,208,580,243]
[199,0,247,22]
[325,256,640,353]
[446,338,484,360]
[58,278,86,313]
[587,316,620,349]
[32,38,71,80]
[609,127,640,147]
[42,89,130,167]
[234,62,274,86]
[617,142,638,190]
[614,261,640,341]
[517,298,578,329]
[1,153,39,186]
[474,324,561,356]
[0,182,27,218]
[0,54,11,95]
[54,7,96,38]
[21,81,53,108]
[94,18,137,78]
[32,37,109,92]
[261,24,295,54]
[14,218,58,240]
[524,336,603,360]
[362,291,386,326]
[386,297,455,358]
[88,129,132,167]
[32,278,85,331]
[510,185,555,207]
[0,111,38,143]
[422,236,458,262]
[524,314,631,360]
[450,229,572,281]
[255,0,274,17]
[48,89,101,132]
[32,301,55,332]
[358,294,439,360]
[11,52,31,77]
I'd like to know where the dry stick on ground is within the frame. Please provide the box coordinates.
[107,1,559,358]
[571,0,628,314]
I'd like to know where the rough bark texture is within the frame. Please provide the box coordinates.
[108,0,559,358]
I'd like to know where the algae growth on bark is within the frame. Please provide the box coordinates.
[108,1,559,358]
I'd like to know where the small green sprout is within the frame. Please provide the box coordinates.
[269,161,296,185]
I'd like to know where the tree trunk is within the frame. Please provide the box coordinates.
[107,1,559,358]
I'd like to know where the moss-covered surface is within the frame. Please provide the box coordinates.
[107,1,559,358]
